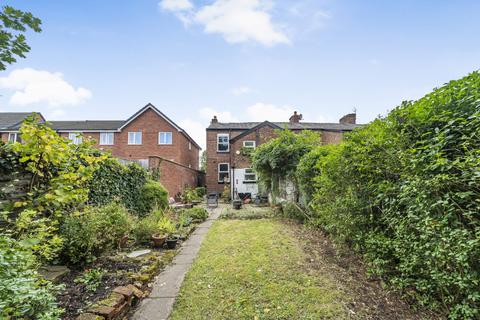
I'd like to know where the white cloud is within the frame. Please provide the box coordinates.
[231,86,252,96]
[0,68,92,107]
[160,0,289,46]
[160,0,193,11]
[195,0,289,46]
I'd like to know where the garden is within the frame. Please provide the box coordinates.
[0,118,208,319]
[251,71,480,319]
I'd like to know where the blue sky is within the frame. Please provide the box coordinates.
[1,0,479,148]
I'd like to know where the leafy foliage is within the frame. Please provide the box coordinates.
[0,235,62,319]
[74,268,106,293]
[301,71,480,318]
[88,158,148,214]
[180,207,208,222]
[0,5,42,70]
[137,180,169,216]
[60,203,135,265]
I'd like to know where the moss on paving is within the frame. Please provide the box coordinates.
[170,219,348,320]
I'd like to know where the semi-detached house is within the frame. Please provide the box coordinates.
[0,104,202,197]
[205,111,360,199]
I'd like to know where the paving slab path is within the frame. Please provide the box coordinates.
[131,205,222,320]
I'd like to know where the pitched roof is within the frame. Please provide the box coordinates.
[50,103,202,150]
[208,121,360,131]
[229,121,282,142]
[0,112,44,131]
[49,120,125,131]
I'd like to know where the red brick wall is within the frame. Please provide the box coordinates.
[58,109,200,170]
[206,127,347,194]
[149,156,201,197]
[0,133,7,143]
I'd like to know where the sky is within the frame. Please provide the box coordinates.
[1,0,479,149]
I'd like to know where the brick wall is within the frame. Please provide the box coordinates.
[206,127,347,194]
[149,156,202,197]
[59,109,200,170]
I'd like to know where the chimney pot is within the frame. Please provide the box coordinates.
[211,115,218,124]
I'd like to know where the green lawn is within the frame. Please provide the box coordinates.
[170,218,348,320]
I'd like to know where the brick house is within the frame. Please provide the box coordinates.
[0,104,202,197]
[205,111,360,198]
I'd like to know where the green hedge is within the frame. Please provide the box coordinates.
[302,71,480,318]
[88,159,148,214]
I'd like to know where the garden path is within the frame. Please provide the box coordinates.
[131,205,222,320]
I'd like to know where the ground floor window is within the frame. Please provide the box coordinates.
[8,132,19,143]
[218,163,230,183]
[68,132,83,145]
[244,168,257,182]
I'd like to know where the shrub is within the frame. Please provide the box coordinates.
[89,159,148,214]
[0,236,63,319]
[280,201,308,222]
[133,210,164,244]
[306,71,480,318]
[181,207,208,222]
[157,217,176,236]
[137,180,169,216]
[181,187,201,203]
[195,187,206,198]
[61,203,134,265]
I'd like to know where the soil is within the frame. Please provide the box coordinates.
[286,220,445,320]
[56,249,163,320]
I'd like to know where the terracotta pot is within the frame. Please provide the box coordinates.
[151,235,166,248]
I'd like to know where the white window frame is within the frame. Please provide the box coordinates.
[99,132,114,145]
[68,132,83,145]
[8,132,18,143]
[244,168,257,182]
[188,141,192,150]
[128,132,142,145]
[218,163,230,183]
[158,132,173,145]
[243,140,256,149]
[217,133,230,152]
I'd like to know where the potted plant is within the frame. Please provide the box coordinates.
[151,217,175,248]
[166,235,179,249]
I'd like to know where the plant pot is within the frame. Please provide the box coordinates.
[232,200,242,210]
[166,238,178,249]
[151,235,166,248]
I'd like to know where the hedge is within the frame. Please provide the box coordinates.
[303,71,480,318]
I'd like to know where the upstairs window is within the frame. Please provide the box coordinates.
[68,132,83,145]
[218,163,230,183]
[8,132,19,143]
[243,140,256,149]
[217,134,229,152]
[159,132,173,145]
[128,132,142,145]
[100,132,114,145]
[244,168,257,181]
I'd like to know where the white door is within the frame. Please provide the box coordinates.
[233,168,258,199]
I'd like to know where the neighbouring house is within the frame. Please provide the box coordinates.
[0,104,203,197]
[205,111,360,199]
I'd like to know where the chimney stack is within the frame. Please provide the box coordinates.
[339,113,356,124]
[289,111,303,123]
[211,115,218,124]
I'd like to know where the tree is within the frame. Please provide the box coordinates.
[200,150,207,172]
[0,5,42,71]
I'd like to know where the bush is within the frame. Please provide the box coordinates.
[305,71,480,318]
[133,209,165,244]
[280,201,308,222]
[137,180,169,216]
[89,159,148,214]
[195,187,206,197]
[61,203,135,265]
[181,207,208,222]
[0,236,63,319]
